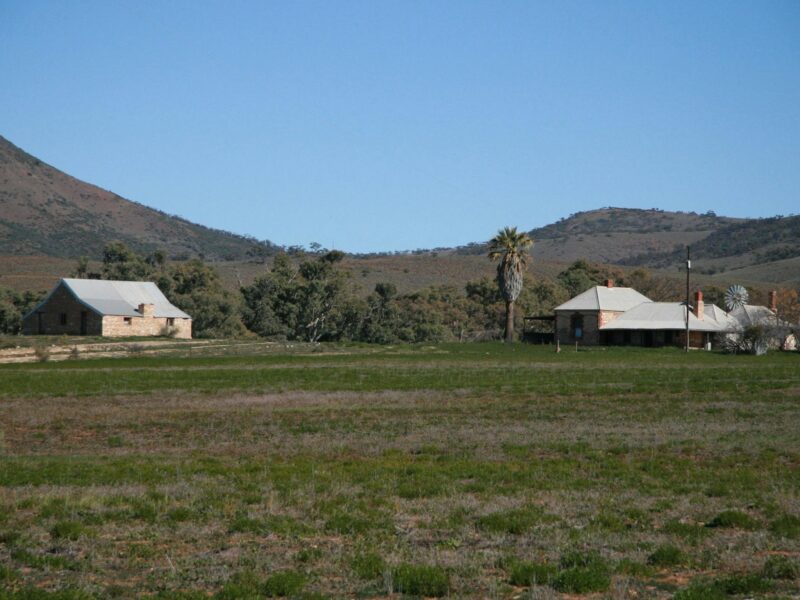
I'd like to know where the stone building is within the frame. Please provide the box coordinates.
[23,278,192,338]
[554,281,739,348]
[599,291,739,348]
[554,280,652,346]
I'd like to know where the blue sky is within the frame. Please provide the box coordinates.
[1,1,798,252]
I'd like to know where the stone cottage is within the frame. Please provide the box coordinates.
[554,280,651,346]
[23,278,192,338]
[553,281,739,348]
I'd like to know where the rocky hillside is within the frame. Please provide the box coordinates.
[455,207,800,279]
[457,208,742,263]
[0,135,277,260]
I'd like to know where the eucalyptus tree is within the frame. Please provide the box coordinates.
[488,226,534,343]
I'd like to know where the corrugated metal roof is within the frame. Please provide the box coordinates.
[600,302,733,332]
[60,279,191,319]
[728,304,784,328]
[704,304,741,330]
[554,286,652,312]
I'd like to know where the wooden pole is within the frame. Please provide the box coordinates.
[685,246,691,352]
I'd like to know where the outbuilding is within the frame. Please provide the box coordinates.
[22,278,192,338]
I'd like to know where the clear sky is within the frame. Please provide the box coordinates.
[1,1,798,252]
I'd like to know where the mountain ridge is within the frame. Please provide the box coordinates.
[1,135,798,283]
[0,135,277,260]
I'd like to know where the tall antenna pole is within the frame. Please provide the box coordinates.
[685,246,691,352]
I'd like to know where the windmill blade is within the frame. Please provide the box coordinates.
[724,284,749,311]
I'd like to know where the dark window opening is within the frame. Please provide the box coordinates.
[570,313,584,340]
[124,317,132,325]
[167,318,175,327]
[60,313,67,325]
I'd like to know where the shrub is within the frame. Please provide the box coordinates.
[763,555,798,580]
[0,530,21,545]
[350,552,385,580]
[295,546,323,564]
[396,474,445,499]
[0,588,95,599]
[505,559,557,586]
[476,506,543,534]
[262,570,306,597]
[0,564,18,581]
[553,565,611,594]
[705,510,759,530]
[769,514,800,539]
[228,513,264,534]
[215,571,261,599]
[33,344,50,363]
[647,544,687,567]
[165,507,193,523]
[559,549,604,569]
[324,511,372,534]
[392,564,450,597]
[50,520,87,541]
[615,558,653,577]
[718,572,770,595]
[663,519,708,542]
[553,550,610,594]
[672,578,725,600]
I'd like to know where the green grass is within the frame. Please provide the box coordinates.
[647,544,687,567]
[0,343,798,598]
[705,509,760,530]
[392,564,449,597]
[503,558,557,586]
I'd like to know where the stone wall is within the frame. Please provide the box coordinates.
[102,315,192,338]
[22,282,192,339]
[22,284,103,336]
[555,310,601,345]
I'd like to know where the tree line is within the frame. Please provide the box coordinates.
[3,237,791,340]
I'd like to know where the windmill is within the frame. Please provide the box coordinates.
[724,284,749,312]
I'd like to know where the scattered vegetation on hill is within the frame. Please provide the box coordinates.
[622,215,800,268]
[0,135,279,261]
[4,240,797,339]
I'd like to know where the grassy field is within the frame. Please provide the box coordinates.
[0,343,798,599]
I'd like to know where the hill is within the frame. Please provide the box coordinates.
[0,135,277,260]
[1,134,797,289]
[620,214,800,274]
[457,208,743,263]
[454,208,800,282]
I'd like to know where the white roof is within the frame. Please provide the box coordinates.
[728,304,785,328]
[703,304,741,331]
[35,278,191,319]
[600,302,733,332]
[554,286,652,312]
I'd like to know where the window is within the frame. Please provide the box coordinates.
[167,318,175,327]
[123,317,132,325]
[59,313,67,325]
[570,313,584,340]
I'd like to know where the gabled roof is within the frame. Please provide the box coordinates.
[30,278,191,319]
[703,304,741,331]
[554,286,652,312]
[600,302,734,332]
[728,304,786,328]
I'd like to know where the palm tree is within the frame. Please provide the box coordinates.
[488,226,534,343]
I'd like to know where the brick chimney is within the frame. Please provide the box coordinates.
[605,279,614,288]
[138,303,154,317]
[769,290,777,313]
[694,290,704,320]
